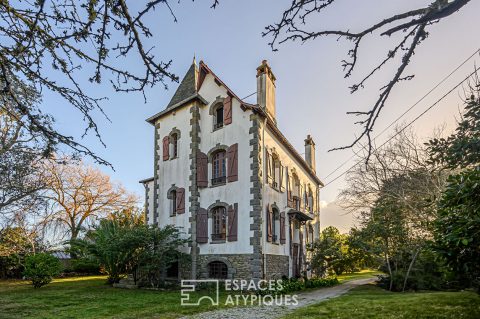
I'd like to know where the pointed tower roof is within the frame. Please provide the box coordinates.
[166,60,198,108]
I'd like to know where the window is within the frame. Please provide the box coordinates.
[212,207,226,240]
[212,151,226,185]
[171,133,178,158]
[208,261,228,279]
[170,190,177,216]
[214,105,224,130]
[272,209,280,243]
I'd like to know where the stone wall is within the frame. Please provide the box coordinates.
[265,254,289,279]
[196,254,254,280]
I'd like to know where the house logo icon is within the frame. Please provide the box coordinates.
[180,280,220,306]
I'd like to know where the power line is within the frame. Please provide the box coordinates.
[323,64,480,188]
[323,48,480,180]
[241,91,256,100]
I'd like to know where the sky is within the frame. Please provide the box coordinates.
[43,0,480,233]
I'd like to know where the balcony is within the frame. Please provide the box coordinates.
[211,176,226,186]
[211,233,226,241]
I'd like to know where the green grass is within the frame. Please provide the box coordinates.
[285,284,480,319]
[336,269,383,283]
[0,276,228,319]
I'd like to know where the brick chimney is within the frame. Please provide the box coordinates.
[304,135,316,172]
[256,60,276,120]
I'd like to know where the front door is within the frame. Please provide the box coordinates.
[292,244,300,277]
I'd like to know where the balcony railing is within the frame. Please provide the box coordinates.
[211,176,226,186]
[213,122,224,130]
[211,233,226,241]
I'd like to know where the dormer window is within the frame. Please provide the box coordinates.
[214,105,224,130]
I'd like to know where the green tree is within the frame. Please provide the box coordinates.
[78,217,188,285]
[428,80,480,289]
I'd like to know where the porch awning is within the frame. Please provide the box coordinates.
[287,209,314,222]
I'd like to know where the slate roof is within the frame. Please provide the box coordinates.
[166,63,198,108]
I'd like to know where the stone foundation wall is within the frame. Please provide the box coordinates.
[265,254,289,279]
[197,254,254,280]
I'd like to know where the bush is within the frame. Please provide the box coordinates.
[23,253,62,288]
[257,276,339,296]
[70,258,101,274]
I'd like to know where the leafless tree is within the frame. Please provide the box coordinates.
[42,159,138,243]
[339,127,448,290]
[0,0,203,166]
[264,0,472,160]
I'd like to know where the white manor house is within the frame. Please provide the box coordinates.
[140,59,323,281]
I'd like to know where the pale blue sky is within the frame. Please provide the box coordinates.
[43,0,480,232]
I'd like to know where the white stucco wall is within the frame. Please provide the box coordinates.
[261,123,321,256]
[197,74,254,255]
[154,103,193,237]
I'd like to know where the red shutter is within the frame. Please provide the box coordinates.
[196,151,208,187]
[224,96,232,125]
[176,188,185,214]
[267,204,273,242]
[280,211,286,244]
[162,136,169,161]
[227,204,238,242]
[227,143,238,182]
[196,208,208,244]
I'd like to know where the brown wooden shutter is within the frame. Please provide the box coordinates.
[265,151,271,183]
[227,204,238,241]
[176,188,185,214]
[162,136,170,161]
[223,96,232,125]
[196,208,208,244]
[227,143,238,182]
[280,211,286,244]
[287,170,293,207]
[266,204,273,242]
[196,151,208,187]
[279,163,285,192]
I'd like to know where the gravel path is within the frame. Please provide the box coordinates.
[181,277,375,319]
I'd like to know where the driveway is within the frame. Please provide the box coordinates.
[181,277,376,319]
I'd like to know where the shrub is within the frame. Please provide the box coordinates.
[71,258,101,274]
[257,276,339,296]
[23,253,62,288]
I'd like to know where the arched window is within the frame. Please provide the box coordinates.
[212,150,226,185]
[208,261,228,279]
[211,206,226,240]
[170,189,177,216]
[214,104,224,130]
[171,133,178,158]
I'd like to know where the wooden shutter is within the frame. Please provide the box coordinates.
[176,188,185,214]
[279,163,285,192]
[227,143,238,182]
[280,211,286,244]
[196,208,208,244]
[162,136,170,161]
[287,170,293,207]
[266,204,273,242]
[227,204,238,241]
[196,151,208,187]
[265,151,271,183]
[223,96,232,125]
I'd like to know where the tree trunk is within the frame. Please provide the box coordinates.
[385,251,393,291]
[402,247,421,292]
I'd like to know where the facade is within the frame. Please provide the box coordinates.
[140,59,323,281]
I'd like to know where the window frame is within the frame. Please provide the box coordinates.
[213,104,224,131]
[211,206,227,241]
[211,150,227,186]
[170,189,177,217]
[208,261,228,279]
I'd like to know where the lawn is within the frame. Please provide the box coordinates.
[336,269,383,283]
[0,276,228,319]
[285,284,480,319]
